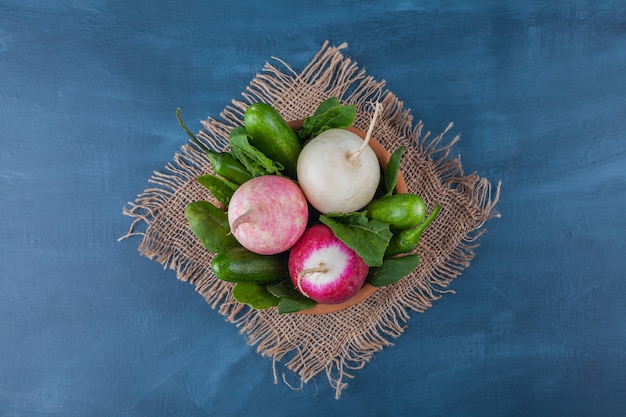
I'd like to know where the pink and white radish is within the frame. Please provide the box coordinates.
[228,175,308,255]
[288,224,369,304]
[296,103,383,214]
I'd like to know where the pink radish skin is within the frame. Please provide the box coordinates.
[288,224,369,304]
[228,176,308,255]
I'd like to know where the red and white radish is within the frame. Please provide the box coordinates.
[288,224,369,304]
[296,103,383,214]
[228,175,308,255]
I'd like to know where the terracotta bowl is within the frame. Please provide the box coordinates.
[286,120,408,315]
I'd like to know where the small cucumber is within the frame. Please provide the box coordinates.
[243,102,302,179]
[211,247,290,284]
[365,194,427,231]
[385,204,441,257]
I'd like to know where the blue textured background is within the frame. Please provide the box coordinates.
[1,1,625,416]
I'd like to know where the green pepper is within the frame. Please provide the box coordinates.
[203,151,253,185]
[176,108,253,185]
[197,174,239,207]
[384,204,441,257]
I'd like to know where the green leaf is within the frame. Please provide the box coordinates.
[232,282,279,310]
[319,213,392,267]
[230,125,247,137]
[196,174,238,207]
[229,127,284,176]
[298,97,356,141]
[266,280,317,314]
[276,297,318,314]
[324,211,368,224]
[384,146,405,197]
[184,201,239,253]
[366,254,421,287]
[313,96,341,116]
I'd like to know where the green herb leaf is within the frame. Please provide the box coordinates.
[229,126,284,176]
[232,282,279,310]
[184,200,239,253]
[323,211,367,222]
[197,174,239,207]
[313,96,341,116]
[298,97,356,141]
[320,213,392,267]
[276,297,318,314]
[267,280,317,314]
[384,146,405,197]
[366,254,421,287]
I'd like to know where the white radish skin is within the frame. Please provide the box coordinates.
[296,128,381,214]
[227,176,308,255]
[288,224,369,304]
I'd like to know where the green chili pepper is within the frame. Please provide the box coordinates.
[384,204,441,257]
[203,151,253,185]
[176,108,253,185]
[197,174,238,207]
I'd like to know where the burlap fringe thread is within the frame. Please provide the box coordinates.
[121,41,501,399]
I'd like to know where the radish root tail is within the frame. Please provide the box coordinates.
[230,209,253,233]
[296,263,328,298]
[348,101,383,165]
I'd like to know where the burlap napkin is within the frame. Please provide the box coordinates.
[121,41,500,399]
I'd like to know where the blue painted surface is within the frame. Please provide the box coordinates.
[1,1,625,416]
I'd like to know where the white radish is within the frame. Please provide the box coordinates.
[296,103,382,214]
[227,176,308,255]
[288,224,368,304]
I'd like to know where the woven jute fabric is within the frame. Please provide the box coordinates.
[121,41,500,399]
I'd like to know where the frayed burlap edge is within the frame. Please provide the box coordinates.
[120,41,501,399]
